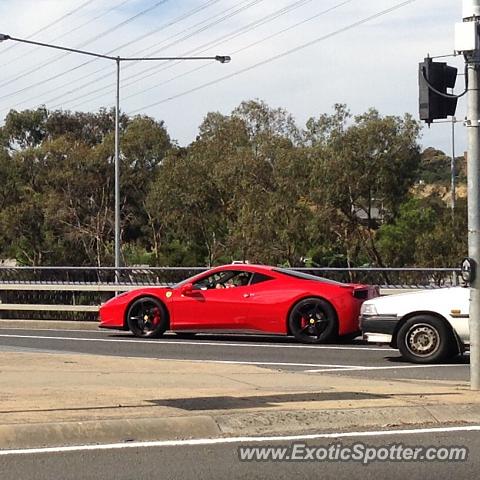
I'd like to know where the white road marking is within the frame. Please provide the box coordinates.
[0,333,468,371]
[0,334,373,369]
[305,364,468,373]
[173,358,366,369]
[1,425,480,456]
[0,332,396,352]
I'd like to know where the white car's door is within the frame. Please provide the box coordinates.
[447,287,470,343]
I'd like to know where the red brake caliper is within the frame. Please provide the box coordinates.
[152,307,160,325]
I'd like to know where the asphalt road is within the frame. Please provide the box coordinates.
[0,327,470,381]
[0,427,478,480]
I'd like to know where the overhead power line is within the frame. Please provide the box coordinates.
[129,0,417,115]
[74,0,172,52]
[52,0,135,45]
[44,0,270,109]
[106,0,225,56]
[45,0,266,108]
[0,0,97,56]
[121,0,355,104]
[64,0,352,110]
[0,0,223,108]
[0,0,171,90]
[48,0,262,107]
[1,0,135,69]
[122,0,267,59]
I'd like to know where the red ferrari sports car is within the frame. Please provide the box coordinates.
[99,264,378,343]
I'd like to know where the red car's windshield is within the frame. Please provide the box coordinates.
[273,268,343,285]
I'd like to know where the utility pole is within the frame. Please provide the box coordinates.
[451,116,456,213]
[457,0,480,390]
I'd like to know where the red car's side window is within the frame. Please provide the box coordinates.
[193,270,252,290]
[250,273,274,285]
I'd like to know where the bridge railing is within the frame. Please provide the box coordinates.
[0,266,463,322]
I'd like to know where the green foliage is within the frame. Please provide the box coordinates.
[0,109,171,266]
[0,101,464,268]
[3,108,48,149]
[376,196,467,267]
[418,147,451,184]
[417,147,467,185]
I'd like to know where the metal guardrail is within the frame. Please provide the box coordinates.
[0,266,206,285]
[0,266,462,285]
[0,266,463,321]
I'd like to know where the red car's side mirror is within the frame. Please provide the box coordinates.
[180,282,194,295]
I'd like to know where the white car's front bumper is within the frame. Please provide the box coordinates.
[360,314,399,345]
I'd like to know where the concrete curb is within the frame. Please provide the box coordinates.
[215,404,480,436]
[0,416,221,449]
[2,403,480,450]
[0,320,98,331]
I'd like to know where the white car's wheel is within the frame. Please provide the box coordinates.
[397,315,455,363]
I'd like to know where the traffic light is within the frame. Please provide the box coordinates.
[418,57,458,125]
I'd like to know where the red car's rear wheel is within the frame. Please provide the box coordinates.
[127,297,168,338]
[288,297,338,344]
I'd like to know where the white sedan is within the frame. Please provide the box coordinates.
[360,287,469,363]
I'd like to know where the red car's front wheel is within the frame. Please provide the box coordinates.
[288,297,338,344]
[126,297,168,338]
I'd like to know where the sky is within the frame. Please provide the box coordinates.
[0,0,466,154]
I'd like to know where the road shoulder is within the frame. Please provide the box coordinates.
[0,349,477,449]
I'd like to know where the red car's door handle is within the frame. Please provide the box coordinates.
[243,293,254,298]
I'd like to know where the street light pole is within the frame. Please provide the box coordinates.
[115,57,121,279]
[0,33,230,274]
